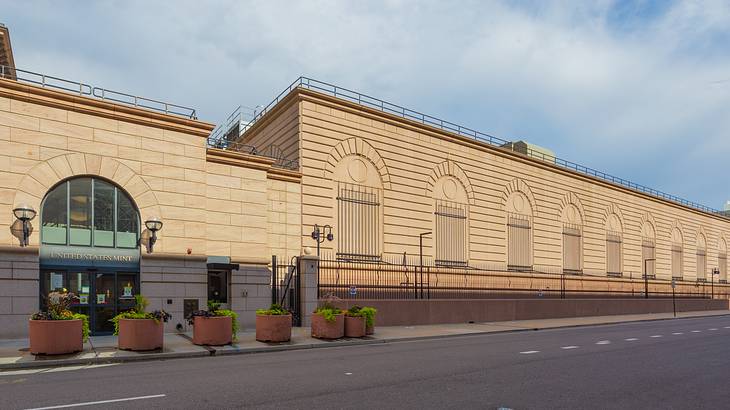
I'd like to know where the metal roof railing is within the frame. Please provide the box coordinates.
[0,65,197,119]
[238,76,724,217]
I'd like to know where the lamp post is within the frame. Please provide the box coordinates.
[13,204,37,247]
[311,224,333,257]
[643,258,655,299]
[419,232,431,299]
[144,217,163,254]
[711,267,720,299]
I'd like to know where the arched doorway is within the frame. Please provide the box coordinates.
[39,177,141,334]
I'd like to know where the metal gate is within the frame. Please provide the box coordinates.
[271,256,301,326]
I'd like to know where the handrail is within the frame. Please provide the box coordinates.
[243,76,724,216]
[0,65,197,119]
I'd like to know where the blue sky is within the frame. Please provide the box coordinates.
[2,0,729,209]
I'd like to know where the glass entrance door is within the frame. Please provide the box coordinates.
[93,272,116,334]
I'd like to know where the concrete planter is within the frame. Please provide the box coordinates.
[311,313,345,339]
[118,319,164,351]
[255,314,292,343]
[29,319,83,355]
[193,316,232,346]
[344,315,366,338]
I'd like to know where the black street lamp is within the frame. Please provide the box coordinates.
[311,224,333,257]
[13,203,36,247]
[144,217,163,254]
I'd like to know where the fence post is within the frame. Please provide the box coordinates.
[271,255,278,306]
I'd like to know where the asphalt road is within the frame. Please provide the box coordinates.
[3,315,730,410]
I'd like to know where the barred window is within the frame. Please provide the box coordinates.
[606,231,623,276]
[435,200,468,266]
[671,244,683,279]
[642,239,656,278]
[720,252,727,282]
[508,213,532,271]
[696,248,707,280]
[562,223,582,274]
[336,182,380,260]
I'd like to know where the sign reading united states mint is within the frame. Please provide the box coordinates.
[40,245,140,269]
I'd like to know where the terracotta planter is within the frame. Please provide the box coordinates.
[193,315,232,346]
[311,312,344,339]
[118,319,164,351]
[366,324,375,335]
[344,315,366,338]
[256,314,292,342]
[29,319,83,355]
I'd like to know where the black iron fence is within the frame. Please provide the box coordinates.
[271,256,301,326]
[317,254,730,300]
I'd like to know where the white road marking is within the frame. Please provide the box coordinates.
[561,346,579,350]
[709,328,718,331]
[520,350,539,354]
[596,340,611,345]
[672,332,684,335]
[1,363,118,378]
[650,335,663,338]
[23,394,166,410]
[345,372,352,375]
[624,338,638,341]
[724,326,730,329]
[691,330,702,333]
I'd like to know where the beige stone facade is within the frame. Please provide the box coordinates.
[241,87,730,285]
[0,78,302,337]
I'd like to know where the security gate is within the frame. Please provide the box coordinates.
[271,256,301,326]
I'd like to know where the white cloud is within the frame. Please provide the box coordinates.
[3,0,729,206]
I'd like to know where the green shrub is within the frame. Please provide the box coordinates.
[359,307,377,328]
[256,303,289,316]
[72,313,90,342]
[314,306,342,323]
[110,295,171,335]
[214,309,239,340]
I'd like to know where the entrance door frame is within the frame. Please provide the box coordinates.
[39,267,140,335]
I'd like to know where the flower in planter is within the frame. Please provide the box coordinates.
[31,290,89,342]
[256,303,290,316]
[110,295,172,335]
[186,300,239,340]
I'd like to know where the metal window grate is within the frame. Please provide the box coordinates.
[562,223,582,274]
[671,244,683,279]
[507,213,532,271]
[435,200,468,267]
[719,253,727,281]
[606,231,623,276]
[336,182,381,261]
[642,238,656,278]
[696,248,707,280]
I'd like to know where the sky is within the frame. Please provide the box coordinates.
[2,0,729,209]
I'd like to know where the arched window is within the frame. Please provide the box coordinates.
[432,176,469,266]
[605,213,623,277]
[41,177,140,248]
[641,221,656,279]
[696,233,707,281]
[671,226,684,280]
[506,191,532,271]
[332,155,383,260]
[719,238,727,283]
[561,204,583,275]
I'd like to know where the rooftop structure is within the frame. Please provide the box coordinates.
[0,23,16,80]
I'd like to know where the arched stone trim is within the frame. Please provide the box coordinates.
[558,192,585,224]
[603,203,625,232]
[324,137,391,189]
[719,235,728,253]
[670,220,684,244]
[502,178,537,217]
[696,226,707,249]
[12,153,161,231]
[425,161,475,205]
[640,212,657,239]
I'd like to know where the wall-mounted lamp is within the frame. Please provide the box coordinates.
[13,204,36,247]
[144,217,163,254]
[311,224,333,257]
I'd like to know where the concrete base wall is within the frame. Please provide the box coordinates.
[330,299,730,327]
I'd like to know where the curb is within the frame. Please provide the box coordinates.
[2,311,728,371]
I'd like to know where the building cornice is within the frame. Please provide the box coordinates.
[0,77,214,137]
[206,148,302,183]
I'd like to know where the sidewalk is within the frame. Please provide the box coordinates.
[2,310,728,371]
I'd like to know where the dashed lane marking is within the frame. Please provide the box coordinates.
[596,340,611,345]
[708,328,718,331]
[624,338,639,341]
[519,351,540,354]
[561,346,579,350]
[691,330,702,333]
[650,335,663,338]
[672,332,684,335]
